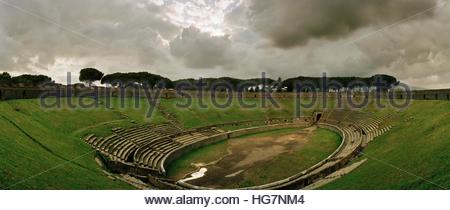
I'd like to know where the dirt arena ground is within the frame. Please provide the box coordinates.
[171,126,340,188]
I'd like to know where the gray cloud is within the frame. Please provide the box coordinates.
[0,0,178,75]
[219,0,450,88]
[246,0,439,48]
[170,27,234,69]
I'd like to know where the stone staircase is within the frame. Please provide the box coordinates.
[157,104,183,130]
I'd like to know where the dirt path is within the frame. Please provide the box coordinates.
[71,119,129,136]
[302,159,368,190]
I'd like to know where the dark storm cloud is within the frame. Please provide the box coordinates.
[0,0,179,73]
[247,0,439,48]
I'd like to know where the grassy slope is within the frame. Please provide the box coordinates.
[0,98,165,189]
[321,100,450,189]
[160,98,315,128]
[167,128,342,188]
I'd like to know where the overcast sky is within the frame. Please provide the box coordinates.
[0,0,449,88]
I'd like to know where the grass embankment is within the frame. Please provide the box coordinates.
[321,100,450,189]
[0,97,165,189]
[159,98,315,128]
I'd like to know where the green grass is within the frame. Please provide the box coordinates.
[0,97,165,189]
[166,140,230,179]
[321,100,450,190]
[159,98,308,128]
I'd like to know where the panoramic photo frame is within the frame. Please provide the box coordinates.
[0,0,449,210]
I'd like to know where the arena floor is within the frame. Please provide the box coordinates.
[169,127,341,188]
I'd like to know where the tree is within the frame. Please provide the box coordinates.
[101,71,173,89]
[276,77,283,92]
[369,74,399,89]
[79,68,104,87]
[11,74,53,87]
[0,72,12,86]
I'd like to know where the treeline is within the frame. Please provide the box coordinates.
[0,72,53,87]
[0,68,399,92]
[282,75,399,91]
[101,72,173,88]
[173,75,399,92]
[172,77,278,91]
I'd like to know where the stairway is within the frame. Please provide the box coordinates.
[157,104,183,130]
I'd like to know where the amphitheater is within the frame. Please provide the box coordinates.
[1,86,448,190]
[84,108,392,189]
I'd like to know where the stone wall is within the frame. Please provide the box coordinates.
[0,86,450,100]
[2,86,450,101]
[96,152,159,177]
